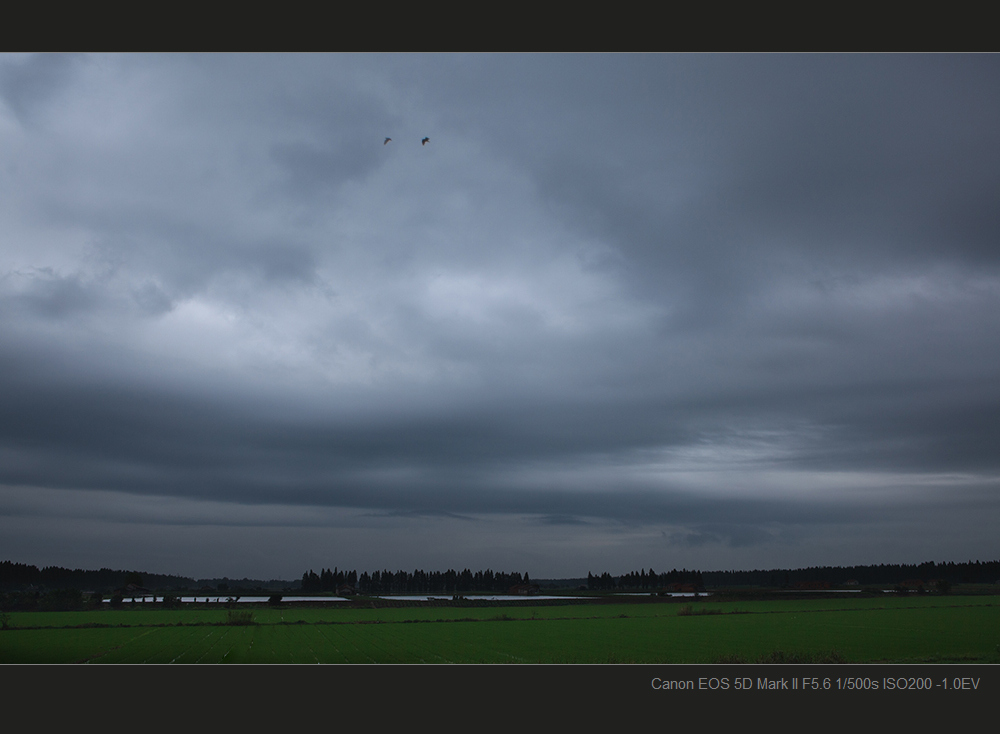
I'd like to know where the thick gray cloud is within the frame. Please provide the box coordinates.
[0,53,998,579]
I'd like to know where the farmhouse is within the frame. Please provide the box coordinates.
[509,584,540,595]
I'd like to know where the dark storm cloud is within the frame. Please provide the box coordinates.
[2,267,101,318]
[716,57,1000,267]
[424,55,1000,278]
[2,340,994,524]
[0,52,80,124]
[1,53,998,577]
[270,139,383,197]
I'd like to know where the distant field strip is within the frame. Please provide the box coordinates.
[1,597,997,663]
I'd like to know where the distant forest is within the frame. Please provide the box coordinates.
[592,561,1000,590]
[300,567,533,594]
[0,561,194,592]
[305,560,1000,593]
[3,558,999,593]
[588,568,703,590]
[0,561,281,592]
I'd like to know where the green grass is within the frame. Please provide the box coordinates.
[1,595,997,664]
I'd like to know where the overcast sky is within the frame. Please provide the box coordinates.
[1,53,998,580]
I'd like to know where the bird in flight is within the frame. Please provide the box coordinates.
[384,137,392,145]
[421,137,430,146]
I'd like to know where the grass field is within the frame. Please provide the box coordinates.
[2,595,998,664]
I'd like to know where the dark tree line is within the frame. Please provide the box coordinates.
[300,567,531,594]
[300,567,358,592]
[588,568,704,591]
[702,560,1000,588]
[7,558,997,597]
[588,560,1000,590]
[0,561,193,592]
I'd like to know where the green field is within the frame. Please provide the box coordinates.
[2,595,998,664]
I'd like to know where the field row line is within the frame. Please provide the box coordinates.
[6,600,995,634]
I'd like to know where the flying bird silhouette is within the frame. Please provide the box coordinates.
[421,137,429,146]
[384,137,391,145]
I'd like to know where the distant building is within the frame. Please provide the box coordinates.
[509,584,540,595]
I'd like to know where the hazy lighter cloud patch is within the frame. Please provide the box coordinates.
[0,98,18,134]
[496,428,1000,505]
[1,59,323,298]
[135,291,333,390]
[645,428,811,468]
[0,483,383,528]
[290,154,658,391]
[418,255,652,338]
[39,56,164,144]
[126,269,466,393]
[612,425,997,500]
[650,468,999,504]
[152,297,241,367]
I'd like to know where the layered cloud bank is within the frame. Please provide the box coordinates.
[1,54,998,578]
